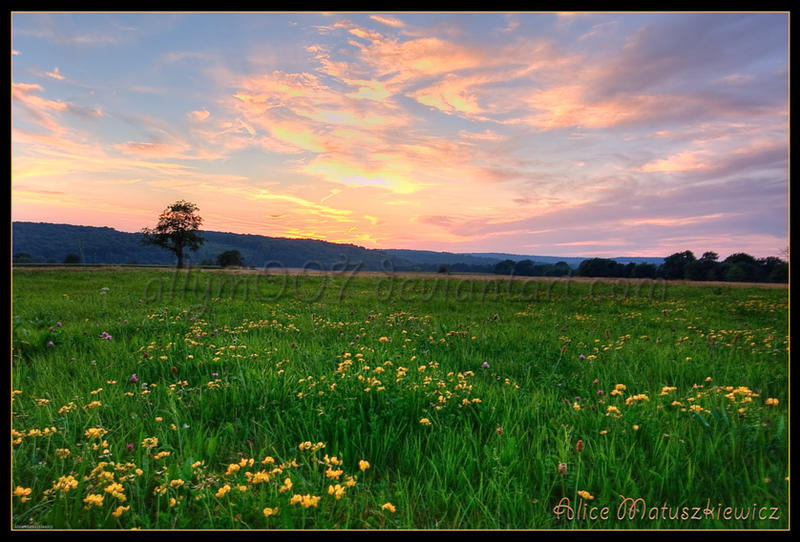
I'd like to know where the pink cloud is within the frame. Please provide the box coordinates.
[46,67,65,80]
[369,15,405,28]
[640,151,714,173]
[187,109,210,122]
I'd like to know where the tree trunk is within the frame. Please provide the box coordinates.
[176,248,184,269]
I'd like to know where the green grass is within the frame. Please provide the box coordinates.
[11,268,789,529]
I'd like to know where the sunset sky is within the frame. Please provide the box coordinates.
[11,12,789,258]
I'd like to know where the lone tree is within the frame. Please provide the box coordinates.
[141,200,205,268]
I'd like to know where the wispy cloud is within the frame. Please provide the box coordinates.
[369,14,405,28]
[45,67,65,80]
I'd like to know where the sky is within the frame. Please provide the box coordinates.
[11,12,790,259]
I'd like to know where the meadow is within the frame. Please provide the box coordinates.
[11,267,789,530]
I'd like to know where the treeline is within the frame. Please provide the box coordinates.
[573,251,786,283]
[491,250,787,283]
[490,259,573,277]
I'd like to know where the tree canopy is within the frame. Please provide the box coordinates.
[140,200,205,268]
[217,250,245,268]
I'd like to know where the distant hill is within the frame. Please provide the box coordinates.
[11,221,664,271]
[11,222,412,270]
[382,249,503,267]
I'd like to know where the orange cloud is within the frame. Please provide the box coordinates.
[12,82,69,132]
[639,151,713,173]
[188,109,210,122]
[410,73,488,117]
[625,213,725,227]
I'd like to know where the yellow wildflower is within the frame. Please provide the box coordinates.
[263,507,278,518]
[765,397,779,406]
[52,475,78,493]
[85,427,108,440]
[215,484,231,498]
[382,502,397,513]
[56,448,71,459]
[326,468,343,479]
[328,484,345,499]
[420,418,432,426]
[278,478,293,493]
[83,493,104,508]
[14,486,32,502]
[359,460,370,472]
[289,493,320,508]
[112,505,130,517]
[577,490,594,500]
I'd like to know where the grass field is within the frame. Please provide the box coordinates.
[11,267,790,530]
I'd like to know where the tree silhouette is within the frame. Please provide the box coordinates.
[140,200,205,269]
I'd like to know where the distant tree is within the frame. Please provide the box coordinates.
[686,251,720,281]
[758,256,788,283]
[140,200,205,269]
[578,258,620,277]
[217,250,245,268]
[722,263,745,282]
[632,263,657,279]
[63,253,82,264]
[723,253,759,282]
[13,252,34,264]
[493,260,516,275]
[768,261,789,283]
[514,259,536,276]
[660,251,696,280]
[546,261,572,277]
[437,264,449,274]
